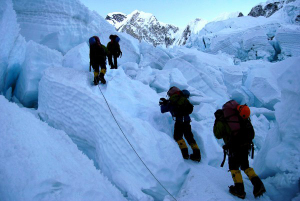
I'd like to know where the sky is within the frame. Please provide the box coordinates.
[79,0,268,28]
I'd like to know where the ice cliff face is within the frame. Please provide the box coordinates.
[12,0,115,54]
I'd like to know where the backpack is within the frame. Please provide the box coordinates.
[217,100,255,145]
[89,36,106,62]
[109,34,120,42]
[168,87,193,116]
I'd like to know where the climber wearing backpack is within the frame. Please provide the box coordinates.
[213,100,266,199]
[89,36,108,85]
[159,86,201,162]
[107,35,122,69]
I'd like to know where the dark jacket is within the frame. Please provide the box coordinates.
[90,43,107,64]
[161,101,191,122]
[107,41,121,56]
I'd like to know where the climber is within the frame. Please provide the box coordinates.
[159,86,201,162]
[107,34,122,69]
[213,100,266,199]
[89,36,108,85]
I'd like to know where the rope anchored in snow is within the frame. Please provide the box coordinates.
[97,85,177,201]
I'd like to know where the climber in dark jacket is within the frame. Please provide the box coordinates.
[160,86,201,162]
[213,100,266,199]
[89,36,108,84]
[107,35,122,69]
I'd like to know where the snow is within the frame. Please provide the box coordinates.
[14,41,63,108]
[0,96,125,201]
[1,0,300,200]
[186,1,300,62]
[38,67,190,200]
[212,11,242,22]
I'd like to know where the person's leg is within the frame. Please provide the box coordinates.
[242,149,266,198]
[113,55,118,69]
[183,122,200,162]
[174,121,189,159]
[108,54,113,69]
[99,63,107,84]
[92,63,100,85]
[228,150,246,199]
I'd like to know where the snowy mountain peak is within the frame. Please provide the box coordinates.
[175,18,208,46]
[113,10,179,47]
[105,12,127,26]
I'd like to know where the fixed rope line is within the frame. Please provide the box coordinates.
[97,85,177,201]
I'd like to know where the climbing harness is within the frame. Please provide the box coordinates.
[97,85,177,201]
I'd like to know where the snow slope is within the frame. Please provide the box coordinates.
[38,67,189,200]
[0,96,125,201]
[1,0,300,200]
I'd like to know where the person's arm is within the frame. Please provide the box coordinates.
[159,98,170,113]
[117,43,122,57]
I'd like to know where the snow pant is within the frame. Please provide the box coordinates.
[108,54,118,69]
[228,147,250,171]
[92,62,106,83]
[174,121,200,160]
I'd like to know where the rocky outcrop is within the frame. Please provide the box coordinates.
[248,1,287,18]
[105,12,127,27]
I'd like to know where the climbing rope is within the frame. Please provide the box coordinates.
[97,85,177,201]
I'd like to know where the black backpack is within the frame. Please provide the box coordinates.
[89,36,106,63]
[169,92,194,116]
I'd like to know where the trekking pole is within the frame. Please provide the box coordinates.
[251,143,254,159]
[221,148,227,167]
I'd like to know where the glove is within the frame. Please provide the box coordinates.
[159,98,168,106]
[214,109,224,120]
[119,51,122,58]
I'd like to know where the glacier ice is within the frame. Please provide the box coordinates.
[0,96,126,201]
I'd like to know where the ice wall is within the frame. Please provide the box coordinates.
[38,67,189,200]
[12,0,114,54]
[253,56,300,201]
[0,95,125,201]
[0,0,26,97]
[14,41,63,108]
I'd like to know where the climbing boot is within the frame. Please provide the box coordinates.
[189,143,201,162]
[94,72,99,85]
[176,139,189,159]
[99,69,106,84]
[244,168,266,198]
[251,177,266,198]
[99,73,106,84]
[229,183,246,199]
[229,170,246,199]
